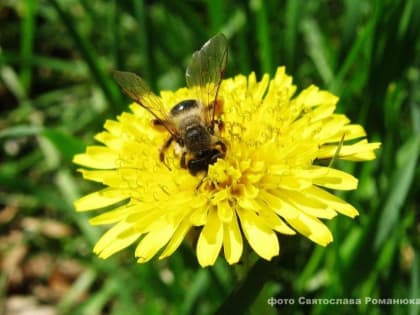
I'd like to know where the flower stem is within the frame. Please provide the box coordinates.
[214,257,279,314]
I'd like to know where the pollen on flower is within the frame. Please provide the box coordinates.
[73,66,381,267]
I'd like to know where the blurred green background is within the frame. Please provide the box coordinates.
[1,0,419,314]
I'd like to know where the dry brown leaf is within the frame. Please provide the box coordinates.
[5,295,57,315]
[0,205,18,223]
[20,217,73,238]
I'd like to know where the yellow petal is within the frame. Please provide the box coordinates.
[257,190,299,219]
[286,213,333,246]
[103,119,123,135]
[159,220,192,259]
[263,174,312,191]
[89,205,133,225]
[78,169,126,187]
[189,206,209,226]
[338,140,381,161]
[314,114,350,139]
[309,103,336,121]
[129,209,168,233]
[294,85,338,110]
[210,189,230,205]
[74,188,129,211]
[94,221,140,259]
[135,224,176,263]
[73,146,118,169]
[317,139,381,160]
[217,200,234,222]
[238,194,295,234]
[256,204,296,235]
[250,73,270,102]
[94,132,125,151]
[237,208,279,261]
[311,167,358,190]
[301,186,359,217]
[321,124,367,143]
[223,214,243,264]
[197,209,223,267]
[270,66,295,99]
[280,190,337,219]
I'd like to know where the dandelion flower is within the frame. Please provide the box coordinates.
[73,67,380,267]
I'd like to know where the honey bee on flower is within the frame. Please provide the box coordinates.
[74,34,381,267]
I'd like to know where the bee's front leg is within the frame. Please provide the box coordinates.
[180,151,187,169]
[159,136,174,170]
[213,119,225,133]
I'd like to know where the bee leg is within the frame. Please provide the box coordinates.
[214,140,227,154]
[214,119,225,133]
[209,99,224,117]
[152,118,169,132]
[195,173,207,191]
[159,136,174,170]
[209,99,224,131]
[180,151,187,169]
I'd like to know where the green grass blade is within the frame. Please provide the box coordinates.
[132,0,153,85]
[3,50,88,76]
[301,18,334,85]
[215,258,278,315]
[330,16,376,94]
[409,253,419,315]
[0,125,41,138]
[374,135,420,249]
[179,269,210,314]
[77,278,117,315]
[55,170,101,245]
[47,0,122,114]
[295,245,326,293]
[57,268,97,314]
[0,64,27,102]
[250,0,273,75]
[206,0,227,34]
[284,0,303,69]
[19,0,37,93]
[42,128,86,161]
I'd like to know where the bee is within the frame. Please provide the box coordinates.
[113,33,228,177]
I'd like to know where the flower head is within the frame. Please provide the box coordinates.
[73,67,380,267]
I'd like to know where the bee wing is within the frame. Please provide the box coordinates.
[113,70,178,138]
[185,33,228,125]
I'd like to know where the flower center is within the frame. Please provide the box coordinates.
[204,159,241,189]
[200,157,265,202]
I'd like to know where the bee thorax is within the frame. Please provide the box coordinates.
[170,99,198,116]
